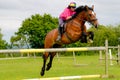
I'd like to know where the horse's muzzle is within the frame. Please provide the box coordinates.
[95,24,98,28]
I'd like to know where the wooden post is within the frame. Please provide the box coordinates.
[105,40,108,77]
[73,51,76,65]
[33,53,36,58]
[109,49,113,65]
[99,50,102,63]
[27,53,30,57]
[118,45,120,65]
[56,52,60,62]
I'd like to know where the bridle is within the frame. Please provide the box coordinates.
[86,11,98,25]
[75,9,98,26]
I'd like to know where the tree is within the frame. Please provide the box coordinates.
[0,28,8,49]
[109,24,120,45]
[10,35,29,49]
[89,25,118,46]
[16,14,58,48]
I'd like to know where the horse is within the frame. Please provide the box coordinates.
[40,5,98,76]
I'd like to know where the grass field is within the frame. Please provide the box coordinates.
[0,55,120,80]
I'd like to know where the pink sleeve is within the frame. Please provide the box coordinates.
[60,8,70,20]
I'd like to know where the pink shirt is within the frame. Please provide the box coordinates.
[59,7,75,20]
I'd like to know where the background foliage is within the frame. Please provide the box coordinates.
[0,14,120,54]
[0,29,8,49]
[15,14,58,48]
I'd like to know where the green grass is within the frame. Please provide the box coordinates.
[0,55,120,80]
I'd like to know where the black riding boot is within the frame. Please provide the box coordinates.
[80,32,87,43]
[56,26,63,41]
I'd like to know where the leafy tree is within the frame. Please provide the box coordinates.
[10,35,29,49]
[109,25,120,45]
[107,25,120,45]
[89,25,118,46]
[16,14,58,48]
[0,28,8,49]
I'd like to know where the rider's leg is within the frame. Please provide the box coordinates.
[56,26,63,41]
[56,18,64,41]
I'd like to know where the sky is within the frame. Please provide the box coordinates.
[0,0,120,43]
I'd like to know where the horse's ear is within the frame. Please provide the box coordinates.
[92,5,94,10]
[85,5,89,11]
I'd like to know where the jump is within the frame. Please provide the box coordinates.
[40,5,99,76]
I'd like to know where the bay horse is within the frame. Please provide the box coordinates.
[40,5,98,76]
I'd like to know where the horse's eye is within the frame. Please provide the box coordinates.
[89,14,92,17]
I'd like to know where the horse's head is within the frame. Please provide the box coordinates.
[75,5,99,28]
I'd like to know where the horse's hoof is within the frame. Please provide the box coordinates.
[40,71,44,76]
[46,63,51,71]
[46,66,51,71]
[88,39,93,43]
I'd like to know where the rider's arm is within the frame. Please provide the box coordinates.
[66,16,72,20]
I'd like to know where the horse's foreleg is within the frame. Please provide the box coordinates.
[81,32,87,43]
[40,52,49,76]
[46,52,56,71]
[89,31,94,40]
[86,31,94,43]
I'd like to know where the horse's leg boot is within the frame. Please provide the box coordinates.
[80,32,87,43]
[88,31,94,43]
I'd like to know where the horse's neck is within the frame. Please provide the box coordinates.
[65,12,87,31]
[74,13,86,25]
[66,16,85,30]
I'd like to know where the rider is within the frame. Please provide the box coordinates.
[56,2,76,41]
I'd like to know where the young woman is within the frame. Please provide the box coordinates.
[56,2,76,41]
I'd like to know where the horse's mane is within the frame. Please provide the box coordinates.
[72,5,93,19]
[75,5,93,13]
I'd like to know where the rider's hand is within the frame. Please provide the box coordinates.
[66,16,72,20]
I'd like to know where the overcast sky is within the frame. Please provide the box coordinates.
[0,0,120,43]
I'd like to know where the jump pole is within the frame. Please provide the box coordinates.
[23,74,101,80]
[0,47,106,53]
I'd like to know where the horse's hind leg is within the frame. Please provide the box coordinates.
[46,52,56,71]
[40,52,49,76]
[46,44,61,71]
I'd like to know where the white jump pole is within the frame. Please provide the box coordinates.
[0,47,106,53]
[23,74,101,80]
